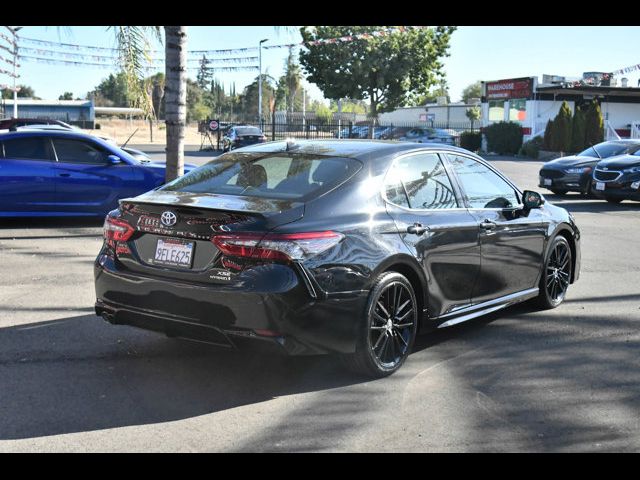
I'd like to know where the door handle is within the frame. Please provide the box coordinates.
[58,173,71,177]
[407,223,429,236]
[480,219,497,230]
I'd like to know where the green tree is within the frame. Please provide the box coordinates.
[584,101,604,146]
[237,74,277,120]
[88,72,130,107]
[543,119,554,150]
[299,26,456,126]
[2,84,38,99]
[329,98,368,114]
[465,106,481,130]
[551,101,573,152]
[196,55,212,90]
[461,81,482,103]
[570,106,586,153]
[58,92,74,100]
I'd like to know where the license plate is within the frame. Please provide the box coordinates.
[631,181,640,190]
[543,178,552,186]
[596,182,605,191]
[154,238,194,268]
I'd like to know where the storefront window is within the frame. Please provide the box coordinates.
[488,100,505,121]
[508,98,527,121]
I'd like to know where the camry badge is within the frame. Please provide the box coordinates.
[161,211,177,227]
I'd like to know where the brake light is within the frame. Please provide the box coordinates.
[212,231,343,262]
[103,216,135,242]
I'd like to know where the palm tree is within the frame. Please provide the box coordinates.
[163,26,187,182]
[112,26,187,182]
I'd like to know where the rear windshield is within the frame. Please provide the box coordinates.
[235,127,262,136]
[161,152,362,201]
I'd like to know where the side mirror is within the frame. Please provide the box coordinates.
[522,190,545,209]
[107,155,122,165]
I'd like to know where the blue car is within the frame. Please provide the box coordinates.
[0,130,197,217]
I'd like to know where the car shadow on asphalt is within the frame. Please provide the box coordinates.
[0,301,531,441]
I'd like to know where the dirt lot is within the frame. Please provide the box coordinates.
[89,119,203,145]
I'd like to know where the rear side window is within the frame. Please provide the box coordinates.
[162,153,361,201]
[53,139,109,164]
[3,137,50,161]
[384,153,458,209]
[235,127,262,136]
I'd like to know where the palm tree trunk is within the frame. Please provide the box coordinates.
[164,26,187,182]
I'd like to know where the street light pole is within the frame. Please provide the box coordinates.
[7,26,22,118]
[258,38,268,124]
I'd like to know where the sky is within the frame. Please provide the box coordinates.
[2,26,640,105]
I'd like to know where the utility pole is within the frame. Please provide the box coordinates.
[1,26,22,118]
[302,87,306,130]
[338,98,342,139]
[258,38,268,124]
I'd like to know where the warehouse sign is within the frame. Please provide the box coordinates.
[486,77,534,100]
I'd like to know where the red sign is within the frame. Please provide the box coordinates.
[209,120,219,131]
[486,77,533,100]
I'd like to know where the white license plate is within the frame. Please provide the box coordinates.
[596,182,605,191]
[631,181,640,190]
[154,238,194,268]
[543,178,552,186]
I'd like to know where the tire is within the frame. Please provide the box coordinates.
[551,189,568,196]
[536,235,572,309]
[605,197,623,204]
[341,272,418,378]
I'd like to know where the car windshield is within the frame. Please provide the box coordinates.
[161,152,362,201]
[579,142,634,159]
[235,127,262,136]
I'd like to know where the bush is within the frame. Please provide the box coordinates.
[552,101,573,152]
[519,135,544,159]
[483,121,523,155]
[570,107,586,153]
[543,119,554,150]
[460,131,481,152]
[585,101,604,146]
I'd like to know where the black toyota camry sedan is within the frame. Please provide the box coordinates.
[95,140,581,378]
[538,140,640,196]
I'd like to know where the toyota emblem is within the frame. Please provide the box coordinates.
[161,211,177,227]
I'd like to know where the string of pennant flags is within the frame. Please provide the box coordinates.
[16,55,258,72]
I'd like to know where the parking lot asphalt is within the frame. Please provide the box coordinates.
[0,149,639,452]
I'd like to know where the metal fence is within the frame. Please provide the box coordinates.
[203,118,480,150]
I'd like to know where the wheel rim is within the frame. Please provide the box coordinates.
[369,282,416,369]
[545,241,571,302]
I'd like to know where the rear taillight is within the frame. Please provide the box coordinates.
[103,216,135,242]
[212,231,343,262]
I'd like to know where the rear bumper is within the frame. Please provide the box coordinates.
[94,255,368,355]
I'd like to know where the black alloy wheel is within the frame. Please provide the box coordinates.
[343,272,418,378]
[551,189,568,196]
[536,236,572,309]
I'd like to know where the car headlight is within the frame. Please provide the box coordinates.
[622,166,640,174]
[565,166,592,174]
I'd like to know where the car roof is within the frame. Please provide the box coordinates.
[236,139,471,160]
[0,129,103,141]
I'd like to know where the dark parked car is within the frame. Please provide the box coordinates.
[538,140,640,196]
[0,117,78,131]
[222,125,266,152]
[591,148,640,203]
[0,130,197,217]
[95,140,581,377]
[398,128,457,145]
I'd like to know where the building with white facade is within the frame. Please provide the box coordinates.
[481,73,640,141]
